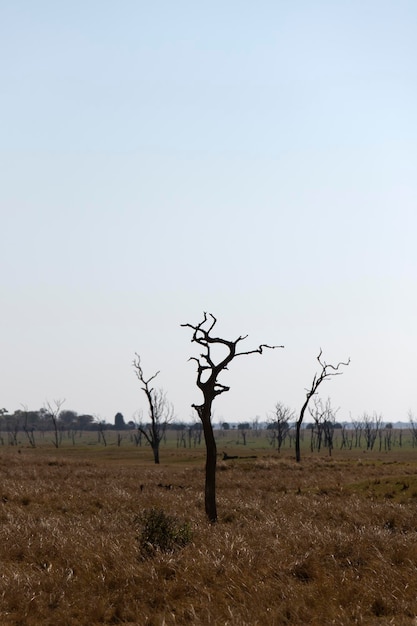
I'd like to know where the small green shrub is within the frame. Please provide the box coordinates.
[136,508,192,557]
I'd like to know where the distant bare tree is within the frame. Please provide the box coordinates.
[383,423,393,451]
[267,402,293,453]
[322,399,338,456]
[189,422,202,447]
[340,424,353,450]
[309,398,326,453]
[352,418,364,448]
[238,423,250,445]
[21,405,36,448]
[7,422,19,446]
[45,399,65,448]
[408,411,417,447]
[95,417,108,447]
[133,426,143,447]
[363,412,382,450]
[252,416,261,437]
[176,423,187,448]
[309,397,338,456]
[133,354,174,464]
[295,350,349,462]
[182,312,283,523]
[5,410,19,446]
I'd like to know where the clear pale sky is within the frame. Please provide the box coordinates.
[1,1,416,425]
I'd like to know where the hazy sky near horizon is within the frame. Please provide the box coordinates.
[1,1,417,425]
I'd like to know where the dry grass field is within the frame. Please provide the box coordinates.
[2,437,417,625]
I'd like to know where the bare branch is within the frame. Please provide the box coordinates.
[317,349,351,374]
[236,343,285,357]
[133,353,160,387]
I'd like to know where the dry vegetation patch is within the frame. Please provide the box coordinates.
[1,449,417,624]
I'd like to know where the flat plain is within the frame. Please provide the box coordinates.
[1,431,417,625]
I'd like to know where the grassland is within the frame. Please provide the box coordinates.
[1,431,417,625]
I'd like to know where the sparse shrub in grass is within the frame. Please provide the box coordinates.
[290,552,318,583]
[221,511,236,523]
[135,508,192,557]
[372,596,389,617]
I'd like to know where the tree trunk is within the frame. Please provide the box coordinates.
[152,445,160,464]
[201,406,217,523]
[295,421,302,463]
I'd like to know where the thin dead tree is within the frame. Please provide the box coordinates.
[267,402,293,453]
[5,411,19,446]
[309,397,327,453]
[95,417,108,447]
[409,411,417,447]
[133,354,174,464]
[181,312,283,523]
[45,399,65,449]
[383,422,393,452]
[322,399,338,456]
[363,412,382,450]
[21,404,36,448]
[176,424,187,449]
[340,423,353,450]
[295,350,349,463]
[238,423,249,446]
[308,397,338,455]
[352,417,364,448]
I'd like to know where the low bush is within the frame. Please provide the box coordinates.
[135,507,192,557]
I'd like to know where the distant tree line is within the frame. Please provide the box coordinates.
[0,407,133,447]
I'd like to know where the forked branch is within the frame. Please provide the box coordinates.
[181,312,284,394]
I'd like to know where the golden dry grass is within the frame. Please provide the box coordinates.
[1,446,417,625]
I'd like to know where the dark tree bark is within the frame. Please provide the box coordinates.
[295,350,349,462]
[182,313,283,523]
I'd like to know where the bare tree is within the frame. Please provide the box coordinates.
[95,417,108,447]
[238,422,250,445]
[383,422,393,452]
[189,422,202,447]
[21,405,36,448]
[267,402,293,453]
[252,416,261,437]
[295,350,349,462]
[363,412,382,450]
[133,354,174,464]
[176,423,187,448]
[408,411,417,447]
[308,397,338,456]
[45,399,65,448]
[322,399,338,456]
[309,397,326,453]
[5,411,19,446]
[352,417,364,448]
[340,423,353,450]
[181,312,283,523]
